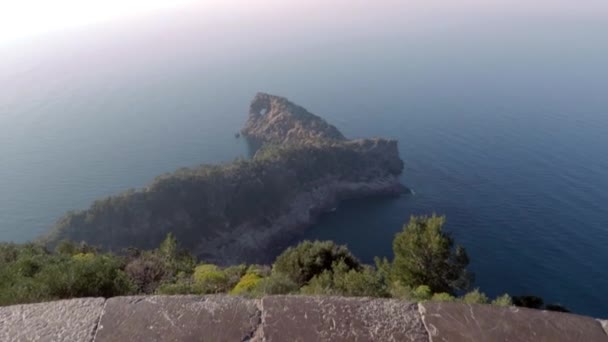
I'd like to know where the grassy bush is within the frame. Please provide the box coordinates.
[1,222,548,314]
[272,240,361,287]
[491,294,513,307]
[0,244,134,306]
[193,264,229,294]
[431,292,456,302]
[461,289,489,304]
[230,273,262,295]
[125,253,167,294]
[156,281,199,295]
[392,215,472,294]
[251,273,299,296]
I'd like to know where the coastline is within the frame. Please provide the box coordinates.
[196,174,408,264]
[42,93,407,263]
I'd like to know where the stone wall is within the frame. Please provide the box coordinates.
[1,296,606,341]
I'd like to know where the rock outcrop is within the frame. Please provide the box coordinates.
[43,93,405,264]
[242,92,346,144]
[2,296,607,342]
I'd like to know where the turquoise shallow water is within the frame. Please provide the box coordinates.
[1,4,607,316]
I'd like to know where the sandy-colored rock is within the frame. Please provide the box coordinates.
[260,296,428,342]
[93,295,259,342]
[0,298,105,342]
[420,302,608,342]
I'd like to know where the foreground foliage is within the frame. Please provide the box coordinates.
[392,214,472,294]
[0,243,133,305]
[0,216,568,312]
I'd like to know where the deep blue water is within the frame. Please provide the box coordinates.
[1,3,607,316]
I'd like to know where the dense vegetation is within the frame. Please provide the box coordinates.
[2,215,568,312]
[43,94,405,268]
[43,139,403,262]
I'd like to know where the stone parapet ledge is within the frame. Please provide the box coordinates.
[0,295,606,342]
[600,320,608,336]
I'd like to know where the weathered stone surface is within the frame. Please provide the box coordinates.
[420,302,608,342]
[599,320,608,336]
[243,92,346,144]
[94,295,260,342]
[4,296,605,342]
[260,296,428,342]
[0,298,104,342]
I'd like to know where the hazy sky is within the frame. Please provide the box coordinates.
[1,0,606,45]
[0,0,197,43]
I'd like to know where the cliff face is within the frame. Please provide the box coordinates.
[242,92,346,144]
[43,93,405,263]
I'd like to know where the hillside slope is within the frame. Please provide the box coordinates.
[42,93,405,263]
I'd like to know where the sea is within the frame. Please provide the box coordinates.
[1,2,607,316]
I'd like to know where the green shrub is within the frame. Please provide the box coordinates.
[461,289,489,304]
[223,264,248,289]
[295,260,389,298]
[55,241,97,256]
[272,240,361,287]
[193,264,228,294]
[158,233,178,260]
[300,271,335,295]
[156,234,197,277]
[38,254,134,299]
[72,253,96,262]
[0,219,546,313]
[55,241,78,255]
[332,264,388,297]
[412,285,432,301]
[491,294,513,307]
[14,256,44,277]
[251,273,299,296]
[125,253,167,294]
[156,281,199,295]
[392,215,472,294]
[432,292,456,302]
[230,273,262,295]
[246,264,271,277]
[389,284,433,301]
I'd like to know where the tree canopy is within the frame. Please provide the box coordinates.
[391,214,473,294]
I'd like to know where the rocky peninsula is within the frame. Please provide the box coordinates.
[43,93,406,263]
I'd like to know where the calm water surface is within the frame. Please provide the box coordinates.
[1,3,607,316]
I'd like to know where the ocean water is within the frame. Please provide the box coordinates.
[1,2,607,316]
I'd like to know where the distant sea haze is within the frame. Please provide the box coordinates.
[1,2,607,316]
